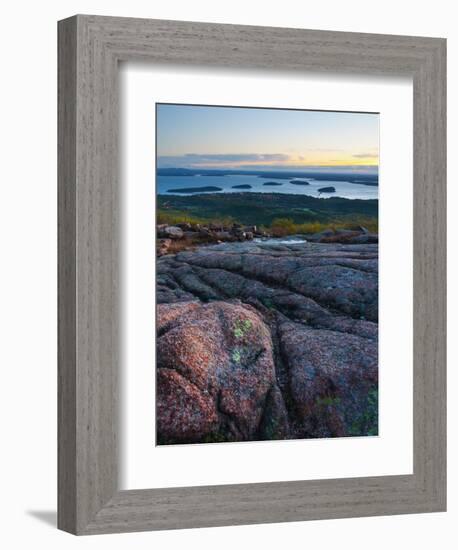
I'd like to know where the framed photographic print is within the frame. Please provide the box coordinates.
[154,102,380,447]
[58,15,446,535]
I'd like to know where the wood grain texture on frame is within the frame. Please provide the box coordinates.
[58,14,446,535]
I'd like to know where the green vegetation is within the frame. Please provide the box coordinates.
[157,192,378,235]
[316,395,341,408]
[270,218,377,236]
[233,318,253,339]
[232,349,242,364]
[157,210,378,237]
[231,320,254,366]
[157,208,235,228]
[348,388,379,437]
[259,297,275,310]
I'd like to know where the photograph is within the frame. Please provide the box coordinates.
[155,103,379,445]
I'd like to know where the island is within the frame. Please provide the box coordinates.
[167,186,223,194]
[231,184,252,189]
[290,180,310,185]
[318,186,336,193]
[263,181,283,186]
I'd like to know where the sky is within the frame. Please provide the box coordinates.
[156,103,379,171]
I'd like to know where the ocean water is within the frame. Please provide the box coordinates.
[157,174,378,200]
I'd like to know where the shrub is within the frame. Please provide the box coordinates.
[270,218,297,236]
[157,209,378,237]
[270,217,378,237]
[157,209,235,228]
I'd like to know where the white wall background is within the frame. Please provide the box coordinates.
[0,1,454,548]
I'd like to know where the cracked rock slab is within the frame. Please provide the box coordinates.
[156,241,378,443]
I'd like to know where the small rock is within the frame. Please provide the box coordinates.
[157,238,172,256]
[158,225,184,239]
[175,222,192,230]
[346,225,369,234]
[214,231,233,241]
[320,231,361,243]
[335,229,359,237]
[348,233,378,244]
[209,223,223,231]
[307,228,334,242]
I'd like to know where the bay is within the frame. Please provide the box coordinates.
[157,174,378,200]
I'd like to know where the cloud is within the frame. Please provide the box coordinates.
[162,153,289,162]
[157,151,379,169]
[353,152,379,159]
[157,153,291,168]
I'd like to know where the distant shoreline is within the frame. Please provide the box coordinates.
[158,190,379,203]
[157,167,378,186]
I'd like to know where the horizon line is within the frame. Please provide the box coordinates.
[156,165,379,171]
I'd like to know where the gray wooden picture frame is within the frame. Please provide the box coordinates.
[58,14,446,535]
